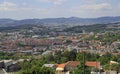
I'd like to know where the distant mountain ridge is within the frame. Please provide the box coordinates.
[0,16,120,27]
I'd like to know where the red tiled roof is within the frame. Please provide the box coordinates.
[57,61,80,68]
[66,61,80,67]
[85,61,100,68]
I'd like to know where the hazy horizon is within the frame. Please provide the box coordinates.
[1,16,120,20]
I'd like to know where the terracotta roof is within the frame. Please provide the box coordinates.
[66,61,80,67]
[57,63,66,68]
[85,61,100,68]
[56,61,80,70]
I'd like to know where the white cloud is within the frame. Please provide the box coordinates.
[71,3,112,12]
[0,1,51,14]
[82,0,97,3]
[69,3,115,18]
[37,0,67,5]
[37,0,49,2]
[118,4,120,9]
[20,7,50,14]
[22,3,27,6]
[53,0,67,5]
[0,1,17,11]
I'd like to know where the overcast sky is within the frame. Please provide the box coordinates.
[0,0,120,19]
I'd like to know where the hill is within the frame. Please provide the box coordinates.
[0,16,120,27]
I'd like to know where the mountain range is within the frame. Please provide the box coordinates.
[0,16,120,27]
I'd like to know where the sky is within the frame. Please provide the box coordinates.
[0,0,120,19]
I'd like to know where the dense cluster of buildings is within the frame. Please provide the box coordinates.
[0,30,120,74]
[0,31,120,55]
